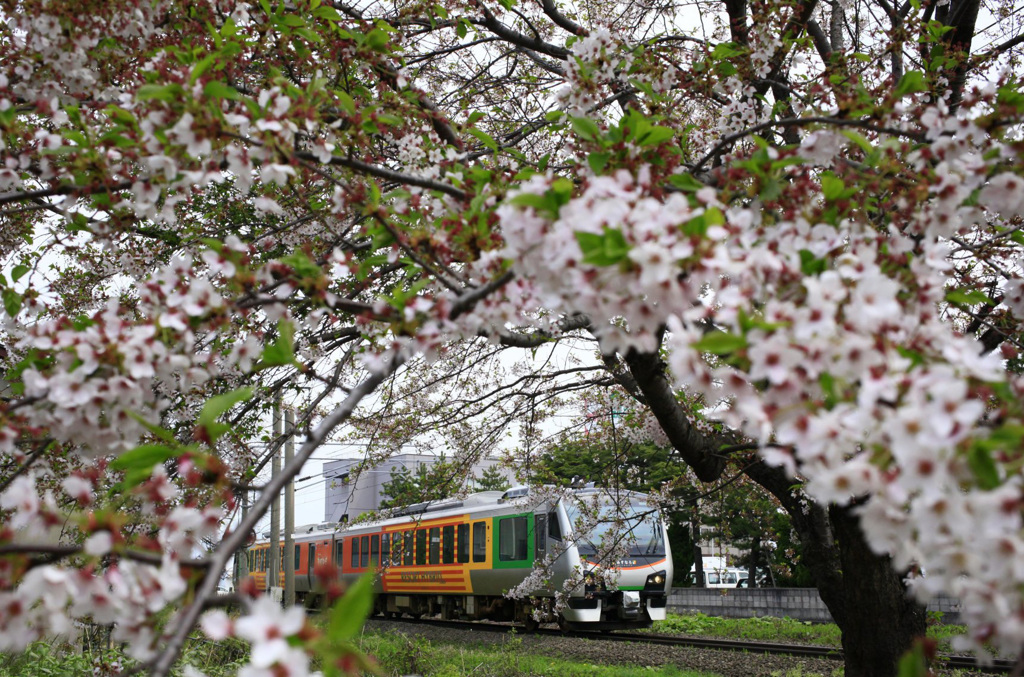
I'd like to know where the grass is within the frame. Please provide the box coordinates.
[0,633,249,677]
[650,612,970,654]
[651,613,843,646]
[0,614,977,677]
[356,629,714,677]
[0,629,717,677]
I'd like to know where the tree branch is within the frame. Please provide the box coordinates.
[147,361,402,677]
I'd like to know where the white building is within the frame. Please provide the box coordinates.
[323,453,511,523]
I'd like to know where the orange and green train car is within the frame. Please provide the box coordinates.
[245,486,672,630]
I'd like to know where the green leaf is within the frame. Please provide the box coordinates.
[366,28,389,51]
[711,42,744,59]
[204,81,241,101]
[841,130,875,156]
[894,71,927,98]
[110,444,180,471]
[198,386,254,431]
[281,251,323,279]
[799,250,827,276]
[294,26,324,43]
[335,89,356,115]
[638,126,674,146]
[328,570,376,641]
[668,173,705,192]
[587,152,610,174]
[819,372,838,409]
[895,345,926,368]
[896,641,930,677]
[136,83,184,102]
[820,173,844,201]
[467,128,498,152]
[967,444,1000,491]
[569,116,602,142]
[466,111,486,125]
[313,4,343,21]
[106,106,137,127]
[191,55,216,83]
[126,412,178,445]
[258,321,299,370]
[759,177,782,201]
[509,192,554,214]
[692,331,748,355]
[550,177,574,199]
[10,264,29,282]
[2,288,21,317]
[456,19,468,38]
[682,213,707,237]
[576,228,630,267]
[945,288,992,306]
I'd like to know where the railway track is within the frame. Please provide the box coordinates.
[366,616,1018,673]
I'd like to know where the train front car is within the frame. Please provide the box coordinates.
[557,489,673,630]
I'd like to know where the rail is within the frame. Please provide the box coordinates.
[366,616,1017,673]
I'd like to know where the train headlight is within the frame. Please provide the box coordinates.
[645,571,667,588]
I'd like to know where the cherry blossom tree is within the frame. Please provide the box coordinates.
[1,0,1024,675]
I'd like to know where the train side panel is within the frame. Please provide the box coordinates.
[243,489,671,630]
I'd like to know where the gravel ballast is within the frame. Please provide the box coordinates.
[364,619,999,677]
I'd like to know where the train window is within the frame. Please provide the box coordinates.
[370,535,380,567]
[442,525,454,564]
[391,534,401,566]
[294,544,300,570]
[457,524,469,564]
[360,535,370,568]
[351,538,359,569]
[404,531,414,566]
[416,529,427,565]
[548,511,562,541]
[309,545,316,575]
[498,516,528,562]
[381,534,390,567]
[534,514,547,558]
[472,521,486,563]
[335,540,343,566]
[429,527,440,565]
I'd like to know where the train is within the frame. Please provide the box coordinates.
[245,486,673,630]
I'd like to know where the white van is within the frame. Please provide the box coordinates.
[704,568,740,588]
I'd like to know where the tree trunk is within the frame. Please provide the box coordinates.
[744,460,926,677]
[621,351,927,677]
[826,506,928,677]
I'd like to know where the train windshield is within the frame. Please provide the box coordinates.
[566,496,665,558]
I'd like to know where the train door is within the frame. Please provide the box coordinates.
[307,543,317,590]
[534,513,547,561]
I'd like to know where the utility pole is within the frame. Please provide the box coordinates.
[235,490,249,589]
[269,397,282,599]
[284,408,295,606]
